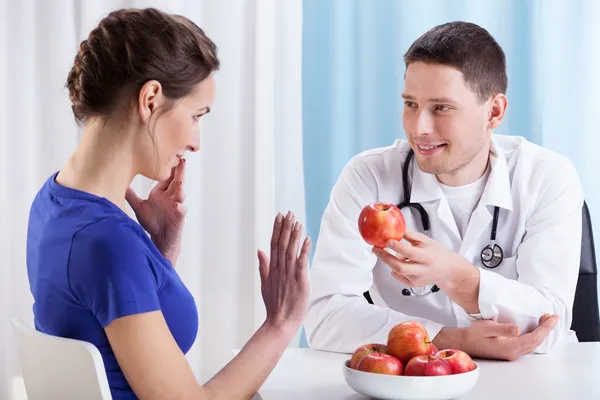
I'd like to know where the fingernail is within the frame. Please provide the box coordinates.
[286,211,293,220]
[386,241,393,248]
[178,180,183,185]
[306,237,311,245]
[294,221,300,231]
[182,158,186,163]
[276,213,283,223]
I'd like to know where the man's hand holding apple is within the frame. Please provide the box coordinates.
[372,229,482,314]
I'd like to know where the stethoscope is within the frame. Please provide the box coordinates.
[398,149,503,297]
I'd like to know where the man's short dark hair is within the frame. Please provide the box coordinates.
[404,21,507,102]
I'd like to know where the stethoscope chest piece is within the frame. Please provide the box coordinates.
[481,243,503,268]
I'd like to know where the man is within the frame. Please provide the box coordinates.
[304,21,584,360]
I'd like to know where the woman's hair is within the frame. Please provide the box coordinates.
[66,8,220,123]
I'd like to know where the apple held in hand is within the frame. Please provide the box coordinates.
[404,354,452,377]
[356,352,404,376]
[387,321,433,364]
[435,349,476,374]
[350,344,390,369]
[358,203,406,248]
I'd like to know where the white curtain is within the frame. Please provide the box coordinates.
[0,0,305,398]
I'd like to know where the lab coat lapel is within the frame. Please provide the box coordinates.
[459,203,492,257]
[459,139,514,256]
[436,196,462,242]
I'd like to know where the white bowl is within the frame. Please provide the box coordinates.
[343,359,480,400]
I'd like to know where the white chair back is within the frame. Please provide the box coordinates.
[12,318,112,400]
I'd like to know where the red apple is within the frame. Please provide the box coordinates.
[350,344,390,370]
[404,354,452,376]
[356,352,404,376]
[387,321,433,364]
[358,203,406,248]
[435,349,476,374]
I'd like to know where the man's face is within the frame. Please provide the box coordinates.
[402,62,492,178]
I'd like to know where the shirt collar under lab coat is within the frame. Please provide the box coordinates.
[408,136,514,211]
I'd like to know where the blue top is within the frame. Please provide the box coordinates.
[26,172,199,399]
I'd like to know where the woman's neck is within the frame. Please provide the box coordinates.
[56,119,137,212]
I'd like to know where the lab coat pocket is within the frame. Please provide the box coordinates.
[475,255,518,280]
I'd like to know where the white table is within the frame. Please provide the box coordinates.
[243,343,600,399]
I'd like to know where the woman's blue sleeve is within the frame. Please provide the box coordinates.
[67,217,163,327]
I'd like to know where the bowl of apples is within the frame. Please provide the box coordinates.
[343,321,479,400]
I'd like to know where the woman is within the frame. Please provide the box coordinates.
[26,8,310,400]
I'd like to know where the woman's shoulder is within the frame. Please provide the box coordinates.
[29,172,140,238]
[70,214,149,260]
[67,215,165,292]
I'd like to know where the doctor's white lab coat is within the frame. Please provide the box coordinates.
[304,134,584,354]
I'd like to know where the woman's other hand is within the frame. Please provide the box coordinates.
[258,211,311,332]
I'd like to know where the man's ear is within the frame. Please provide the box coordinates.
[138,80,163,123]
[488,93,508,129]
